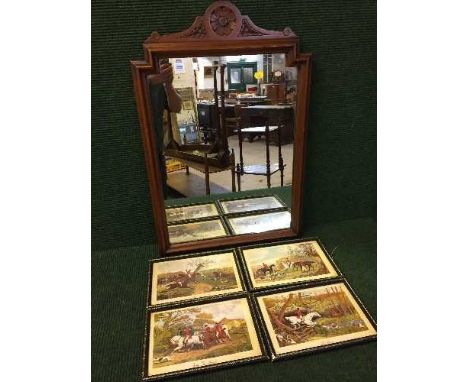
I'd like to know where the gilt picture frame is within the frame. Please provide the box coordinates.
[253,280,377,361]
[238,238,342,291]
[142,296,268,380]
[147,249,247,309]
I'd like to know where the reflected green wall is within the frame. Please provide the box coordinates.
[92,0,376,250]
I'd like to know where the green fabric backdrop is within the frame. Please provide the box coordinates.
[92,1,376,381]
[91,0,376,251]
[92,218,376,382]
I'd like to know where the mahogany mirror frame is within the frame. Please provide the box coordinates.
[131,1,312,256]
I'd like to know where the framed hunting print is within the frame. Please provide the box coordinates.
[148,250,245,307]
[165,203,219,224]
[143,297,267,380]
[255,281,376,360]
[168,218,228,244]
[240,239,340,290]
[227,210,291,235]
[218,195,285,215]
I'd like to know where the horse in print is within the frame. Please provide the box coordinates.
[255,263,276,278]
[164,264,205,289]
[284,311,322,329]
[292,260,315,272]
[203,323,231,343]
[170,333,205,352]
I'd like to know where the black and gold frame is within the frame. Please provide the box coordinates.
[167,217,230,244]
[238,238,343,291]
[147,248,247,309]
[165,202,221,224]
[142,295,269,381]
[253,279,377,361]
[224,208,292,236]
[216,194,287,216]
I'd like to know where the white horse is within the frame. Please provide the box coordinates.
[284,312,321,329]
[303,312,321,326]
[170,333,205,353]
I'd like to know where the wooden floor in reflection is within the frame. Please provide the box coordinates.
[167,136,294,197]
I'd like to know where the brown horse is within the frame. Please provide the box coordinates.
[293,260,314,272]
[201,325,220,347]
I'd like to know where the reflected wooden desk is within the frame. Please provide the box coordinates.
[197,102,294,144]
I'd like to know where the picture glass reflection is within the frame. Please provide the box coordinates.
[146,53,297,243]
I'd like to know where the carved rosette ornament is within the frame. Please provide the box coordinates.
[143,1,296,43]
[209,5,237,36]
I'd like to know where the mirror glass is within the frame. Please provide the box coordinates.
[145,53,297,244]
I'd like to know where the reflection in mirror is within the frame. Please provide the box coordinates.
[146,53,297,244]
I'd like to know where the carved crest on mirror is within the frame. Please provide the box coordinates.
[131,1,312,256]
[145,1,296,42]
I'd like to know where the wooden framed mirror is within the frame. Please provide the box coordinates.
[131,1,311,256]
